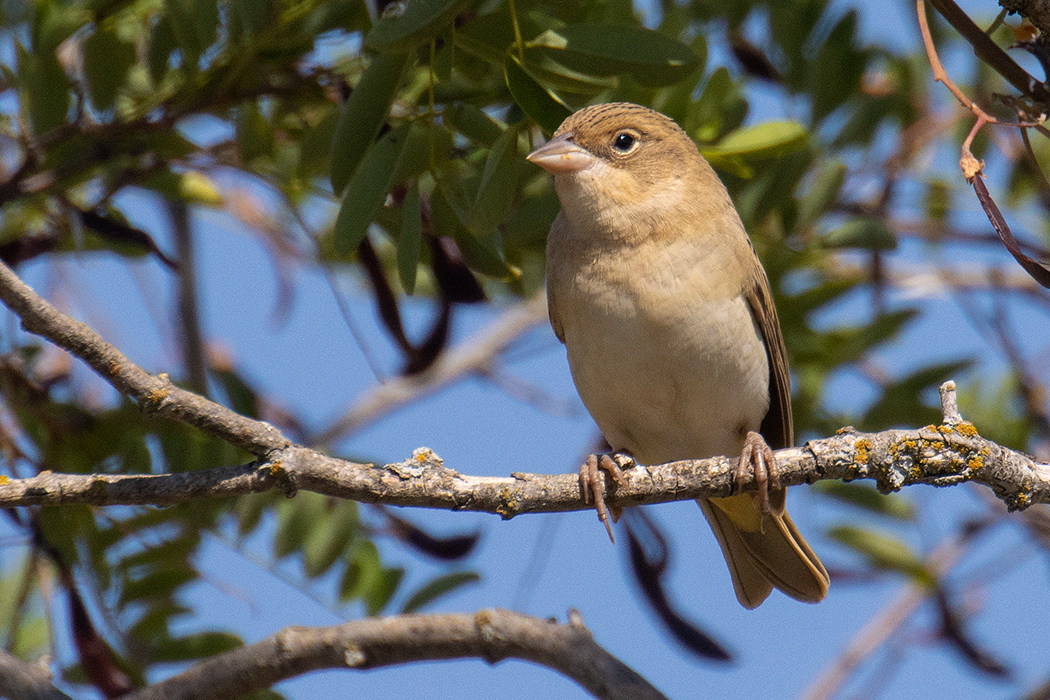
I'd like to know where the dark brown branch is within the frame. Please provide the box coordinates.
[927,0,1050,103]
[969,174,1050,288]
[120,609,668,700]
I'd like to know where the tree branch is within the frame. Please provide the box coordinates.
[0,258,288,456]
[120,609,668,700]
[0,252,1048,516]
[0,650,74,700]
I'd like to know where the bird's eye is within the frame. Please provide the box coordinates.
[613,132,637,152]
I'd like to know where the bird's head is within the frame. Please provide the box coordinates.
[527,102,725,239]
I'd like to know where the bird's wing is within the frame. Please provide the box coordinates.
[545,214,571,344]
[742,245,792,451]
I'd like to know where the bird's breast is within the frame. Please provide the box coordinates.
[549,234,770,465]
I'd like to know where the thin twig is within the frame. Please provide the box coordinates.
[917,0,1046,177]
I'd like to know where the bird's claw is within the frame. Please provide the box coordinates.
[580,453,631,543]
[737,431,783,517]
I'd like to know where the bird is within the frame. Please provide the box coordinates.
[526,102,829,608]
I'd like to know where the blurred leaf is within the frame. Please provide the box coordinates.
[141,170,224,207]
[365,0,477,52]
[400,571,480,613]
[333,125,411,256]
[446,103,506,146]
[527,24,699,86]
[16,42,70,134]
[796,161,847,233]
[829,525,935,587]
[365,566,404,615]
[822,218,897,250]
[330,52,411,194]
[862,360,973,430]
[520,48,619,94]
[702,121,807,169]
[504,52,571,135]
[432,182,516,279]
[399,181,422,294]
[341,540,382,602]
[236,103,275,165]
[83,27,136,112]
[691,67,747,143]
[120,568,197,605]
[152,632,242,661]
[469,124,519,235]
[165,0,219,68]
[814,482,915,520]
[810,11,866,122]
[303,502,359,578]
[236,492,274,538]
[273,493,326,559]
[148,16,178,84]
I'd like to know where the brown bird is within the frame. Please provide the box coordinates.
[527,102,829,608]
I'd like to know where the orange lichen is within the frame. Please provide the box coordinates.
[854,438,873,464]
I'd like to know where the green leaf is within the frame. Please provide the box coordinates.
[17,43,70,134]
[365,0,477,52]
[341,540,381,601]
[520,48,619,94]
[394,122,453,183]
[235,492,274,537]
[147,16,178,84]
[365,566,404,616]
[702,121,808,163]
[810,11,866,122]
[861,360,973,431]
[330,52,410,194]
[813,482,915,520]
[796,160,846,232]
[432,182,516,279]
[469,124,519,236]
[228,0,274,40]
[152,632,242,661]
[401,571,480,613]
[399,181,422,294]
[83,27,136,112]
[304,502,359,578]
[691,66,748,143]
[333,125,411,256]
[504,52,571,135]
[445,104,505,147]
[120,568,197,605]
[273,493,326,559]
[235,103,275,165]
[527,24,699,86]
[165,0,219,68]
[822,218,896,250]
[829,525,935,587]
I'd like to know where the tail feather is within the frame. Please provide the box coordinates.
[700,494,829,609]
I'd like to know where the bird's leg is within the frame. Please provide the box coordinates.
[580,453,632,543]
[737,432,783,517]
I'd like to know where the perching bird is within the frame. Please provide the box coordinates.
[527,102,829,608]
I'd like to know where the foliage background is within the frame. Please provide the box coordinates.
[2,0,1050,698]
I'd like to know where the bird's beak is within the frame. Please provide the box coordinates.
[526,133,596,174]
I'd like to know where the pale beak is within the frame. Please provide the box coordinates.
[526,133,596,174]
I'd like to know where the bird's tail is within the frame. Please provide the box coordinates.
[698,494,829,609]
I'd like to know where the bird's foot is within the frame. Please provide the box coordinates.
[580,453,633,543]
[736,432,783,517]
